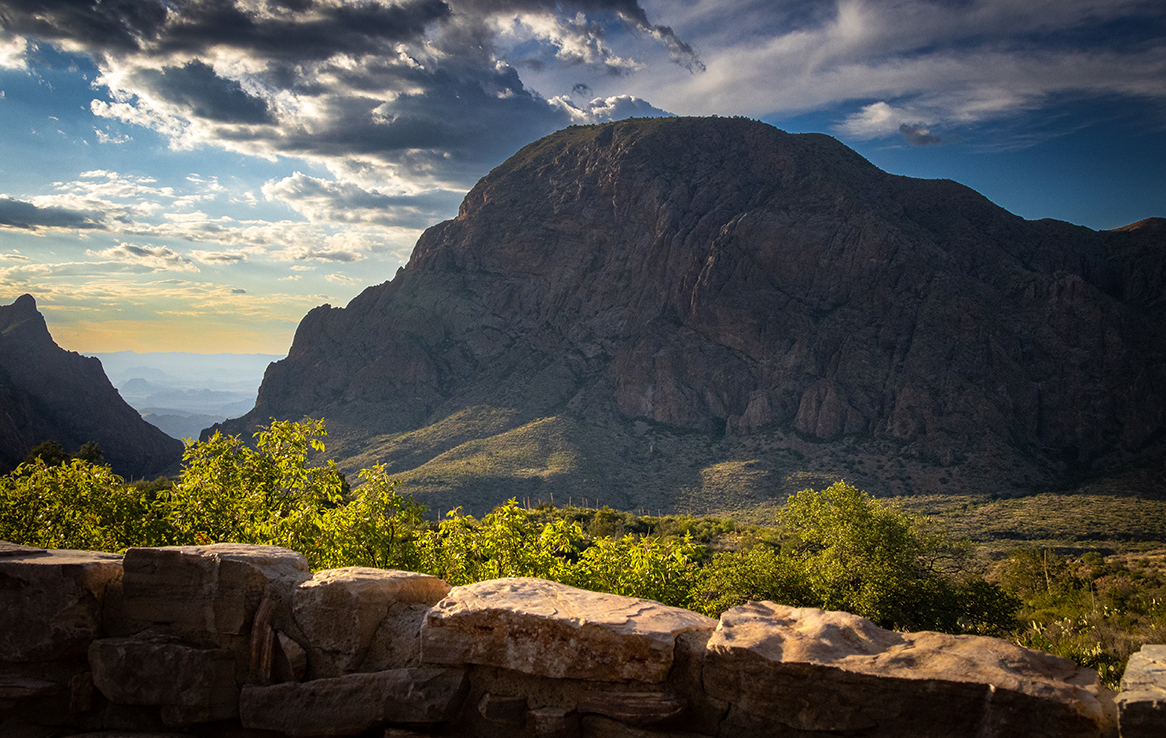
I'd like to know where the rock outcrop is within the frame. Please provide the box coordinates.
[0,294,182,477]
[214,117,1166,514]
[3,540,1153,737]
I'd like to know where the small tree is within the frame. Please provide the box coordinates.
[24,440,68,467]
[165,419,346,562]
[701,481,1019,634]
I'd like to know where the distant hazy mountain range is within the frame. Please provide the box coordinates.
[91,351,283,441]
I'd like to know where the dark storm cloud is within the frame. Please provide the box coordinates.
[899,123,942,146]
[572,82,592,97]
[0,0,451,59]
[155,0,451,61]
[0,0,169,53]
[0,197,105,231]
[4,0,695,187]
[134,60,273,124]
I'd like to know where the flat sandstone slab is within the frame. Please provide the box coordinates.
[0,542,123,662]
[705,602,1115,738]
[420,577,716,682]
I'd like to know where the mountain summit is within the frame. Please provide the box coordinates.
[0,295,182,477]
[218,117,1166,513]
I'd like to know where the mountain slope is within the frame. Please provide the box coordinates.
[0,295,183,477]
[216,117,1166,514]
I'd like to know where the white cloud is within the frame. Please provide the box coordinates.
[325,273,358,285]
[0,33,28,70]
[86,243,200,272]
[94,128,132,144]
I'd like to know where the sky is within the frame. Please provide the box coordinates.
[0,0,1163,355]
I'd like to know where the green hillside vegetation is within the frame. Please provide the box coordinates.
[3,418,1164,689]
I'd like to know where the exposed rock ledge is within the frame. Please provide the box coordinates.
[1,540,1157,737]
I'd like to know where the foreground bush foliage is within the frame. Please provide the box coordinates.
[3,418,1160,686]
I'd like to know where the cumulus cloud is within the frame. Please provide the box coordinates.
[551,93,674,123]
[87,243,200,272]
[1,0,698,192]
[0,31,27,69]
[262,172,463,228]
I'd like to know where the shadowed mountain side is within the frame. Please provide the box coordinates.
[0,295,183,477]
[213,117,1166,515]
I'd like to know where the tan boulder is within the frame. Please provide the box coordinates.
[121,544,310,635]
[239,667,467,736]
[704,601,1116,738]
[88,635,238,726]
[0,542,123,662]
[1116,644,1166,738]
[292,567,450,677]
[420,578,717,682]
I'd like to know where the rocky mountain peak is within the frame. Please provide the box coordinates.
[0,295,182,476]
[219,117,1166,512]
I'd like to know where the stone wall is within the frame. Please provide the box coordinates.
[2,540,1159,738]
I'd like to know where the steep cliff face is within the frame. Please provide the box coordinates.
[219,118,1166,511]
[0,295,183,477]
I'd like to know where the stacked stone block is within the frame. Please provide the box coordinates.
[1,540,1151,737]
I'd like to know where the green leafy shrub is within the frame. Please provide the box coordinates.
[701,482,1019,633]
[0,458,171,551]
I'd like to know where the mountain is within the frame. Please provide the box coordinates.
[0,295,183,477]
[215,117,1166,515]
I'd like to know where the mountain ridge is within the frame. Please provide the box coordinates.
[215,117,1166,514]
[0,295,183,477]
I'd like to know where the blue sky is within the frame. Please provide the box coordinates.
[0,0,1163,353]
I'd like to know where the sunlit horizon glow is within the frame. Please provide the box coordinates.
[2,0,1163,354]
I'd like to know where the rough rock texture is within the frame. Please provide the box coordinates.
[292,567,450,677]
[1116,645,1166,738]
[213,118,1166,514]
[0,543,123,663]
[1,542,1150,737]
[88,636,239,726]
[240,667,468,736]
[0,294,182,477]
[421,577,717,682]
[703,601,1115,738]
[122,544,310,635]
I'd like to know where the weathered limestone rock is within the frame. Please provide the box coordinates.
[577,691,685,726]
[0,542,123,662]
[704,602,1116,738]
[239,667,467,736]
[88,635,238,726]
[421,578,717,682]
[361,602,432,672]
[1116,644,1166,738]
[292,567,449,677]
[122,544,310,635]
